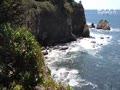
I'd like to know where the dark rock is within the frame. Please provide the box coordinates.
[41,47,46,50]
[81,24,90,37]
[59,46,68,50]
[63,72,69,77]
[100,37,104,39]
[44,56,48,59]
[32,9,77,46]
[0,0,89,46]
[30,2,89,46]
[90,36,95,39]
[96,19,110,30]
[91,41,96,43]
[107,37,110,39]
[72,4,89,38]
[79,37,83,39]
[89,23,95,28]
[53,46,60,50]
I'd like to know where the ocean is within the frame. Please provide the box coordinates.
[44,10,120,90]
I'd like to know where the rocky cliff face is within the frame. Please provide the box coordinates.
[0,0,89,46]
[33,9,76,46]
[31,1,89,46]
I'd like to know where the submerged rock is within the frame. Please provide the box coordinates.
[100,37,104,39]
[91,41,96,43]
[96,19,110,30]
[107,37,110,39]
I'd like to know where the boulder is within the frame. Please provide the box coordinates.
[89,23,95,28]
[91,41,96,43]
[96,19,110,30]
[100,37,104,39]
[59,46,68,50]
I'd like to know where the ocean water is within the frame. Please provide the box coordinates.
[44,10,120,90]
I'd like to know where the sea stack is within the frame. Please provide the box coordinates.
[96,19,111,30]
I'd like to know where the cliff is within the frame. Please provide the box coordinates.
[0,0,89,46]
[0,0,89,89]
[31,1,89,46]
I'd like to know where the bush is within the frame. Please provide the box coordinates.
[64,2,73,13]
[0,23,73,90]
[37,1,56,13]
[0,23,45,89]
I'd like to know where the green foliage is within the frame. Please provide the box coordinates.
[41,77,73,90]
[37,1,56,12]
[0,0,24,24]
[13,84,23,90]
[0,23,44,89]
[64,2,73,13]
[72,2,83,9]
[0,23,73,90]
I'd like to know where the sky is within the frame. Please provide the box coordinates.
[75,0,120,10]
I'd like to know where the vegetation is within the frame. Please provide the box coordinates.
[0,0,77,25]
[0,0,83,89]
[0,23,73,90]
[0,24,44,89]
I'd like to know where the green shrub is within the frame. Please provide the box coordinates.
[37,1,56,12]
[64,2,73,13]
[0,23,73,90]
[0,23,45,89]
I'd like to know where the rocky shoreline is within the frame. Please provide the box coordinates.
[41,27,112,88]
[41,34,111,57]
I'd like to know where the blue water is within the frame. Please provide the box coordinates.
[85,10,120,28]
[75,10,120,90]
[45,10,120,90]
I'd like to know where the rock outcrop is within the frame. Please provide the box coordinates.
[96,19,110,30]
[0,0,89,46]
[29,1,89,46]
[89,23,95,28]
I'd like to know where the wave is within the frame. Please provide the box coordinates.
[44,27,113,89]
[110,27,120,32]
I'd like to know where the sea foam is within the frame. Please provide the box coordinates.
[44,28,112,88]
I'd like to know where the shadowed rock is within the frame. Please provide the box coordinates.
[89,23,95,28]
[81,24,90,37]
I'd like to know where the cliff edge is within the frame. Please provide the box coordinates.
[0,0,89,46]
[32,0,89,46]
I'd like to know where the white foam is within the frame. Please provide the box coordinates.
[44,28,112,88]
[110,28,120,32]
[51,67,79,86]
